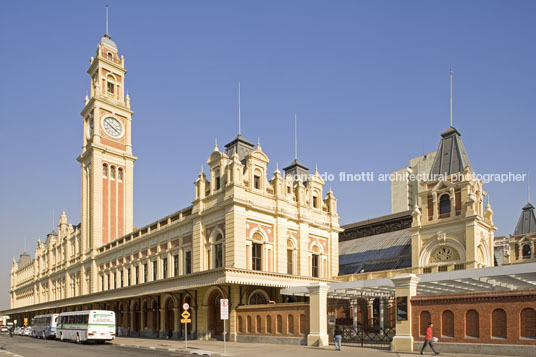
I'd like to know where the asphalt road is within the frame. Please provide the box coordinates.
[0,334,177,357]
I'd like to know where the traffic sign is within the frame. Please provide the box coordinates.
[181,310,191,319]
[220,299,229,320]
[182,302,189,310]
[180,318,192,323]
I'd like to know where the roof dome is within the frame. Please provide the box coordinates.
[99,34,117,50]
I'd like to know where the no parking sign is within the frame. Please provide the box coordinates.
[220,299,229,320]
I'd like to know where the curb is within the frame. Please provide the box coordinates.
[117,342,224,356]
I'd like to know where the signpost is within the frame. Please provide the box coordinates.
[182,303,190,350]
[220,299,229,355]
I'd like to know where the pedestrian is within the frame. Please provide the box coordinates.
[117,325,122,337]
[420,322,439,355]
[334,325,343,351]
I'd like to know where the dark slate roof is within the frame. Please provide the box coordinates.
[224,134,255,162]
[338,229,412,275]
[283,159,309,181]
[514,203,536,236]
[430,126,472,176]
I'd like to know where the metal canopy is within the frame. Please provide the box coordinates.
[280,262,536,298]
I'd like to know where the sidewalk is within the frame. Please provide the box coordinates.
[111,337,519,357]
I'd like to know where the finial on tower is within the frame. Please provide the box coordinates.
[105,5,110,37]
[528,169,531,204]
[238,81,241,135]
[214,138,219,152]
[294,113,298,161]
[450,67,453,128]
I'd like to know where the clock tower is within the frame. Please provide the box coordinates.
[78,32,136,252]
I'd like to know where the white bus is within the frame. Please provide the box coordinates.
[57,310,115,343]
[32,314,59,339]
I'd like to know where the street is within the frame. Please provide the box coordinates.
[0,334,178,357]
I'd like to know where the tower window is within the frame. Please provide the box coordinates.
[107,81,114,94]
[313,195,318,208]
[107,52,113,61]
[110,166,116,180]
[439,194,451,216]
[103,164,108,177]
[118,168,123,181]
[254,175,261,189]
[287,186,291,194]
[215,169,221,190]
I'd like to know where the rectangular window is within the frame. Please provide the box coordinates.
[113,272,117,289]
[135,266,139,284]
[287,250,293,275]
[152,260,157,281]
[185,251,192,274]
[313,196,318,208]
[144,263,148,283]
[120,270,124,288]
[101,275,104,291]
[215,243,223,268]
[162,257,168,279]
[312,255,319,278]
[107,81,114,93]
[215,176,221,190]
[252,243,262,271]
[126,268,130,287]
[254,175,261,189]
[173,255,179,277]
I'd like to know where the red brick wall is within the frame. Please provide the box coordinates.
[236,303,309,337]
[411,290,536,345]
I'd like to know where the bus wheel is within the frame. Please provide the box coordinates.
[76,333,81,344]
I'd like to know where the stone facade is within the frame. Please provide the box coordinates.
[7,32,341,341]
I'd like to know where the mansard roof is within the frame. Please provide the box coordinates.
[430,126,472,176]
[99,34,117,50]
[514,202,536,236]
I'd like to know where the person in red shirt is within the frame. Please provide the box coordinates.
[420,322,439,355]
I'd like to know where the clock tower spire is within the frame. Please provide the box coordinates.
[78,29,136,253]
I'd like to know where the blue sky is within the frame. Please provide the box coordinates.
[0,0,534,309]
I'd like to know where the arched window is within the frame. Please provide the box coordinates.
[522,244,532,259]
[256,315,262,333]
[287,239,295,275]
[420,311,431,336]
[110,166,116,180]
[118,168,123,181]
[247,315,252,333]
[466,310,479,338]
[442,310,454,337]
[520,308,536,339]
[311,245,320,278]
[106,74,116,94]
[107,52,113,61]
[492,308,507,338]
[249,291,268,305]
[103,164,108,177]
[299,314,306,334]
[214,233,223,268]
[252,242,262,271]
[238,316,243,333]
[288,314,294,334]
[439,194,451,216]
[277,314,282,334]
[266,315,272,334]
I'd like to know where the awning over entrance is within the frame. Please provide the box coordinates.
[280,262,536,298]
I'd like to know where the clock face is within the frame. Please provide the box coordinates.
[102,117,123,138]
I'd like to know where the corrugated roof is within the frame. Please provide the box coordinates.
[339,229,411,275]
